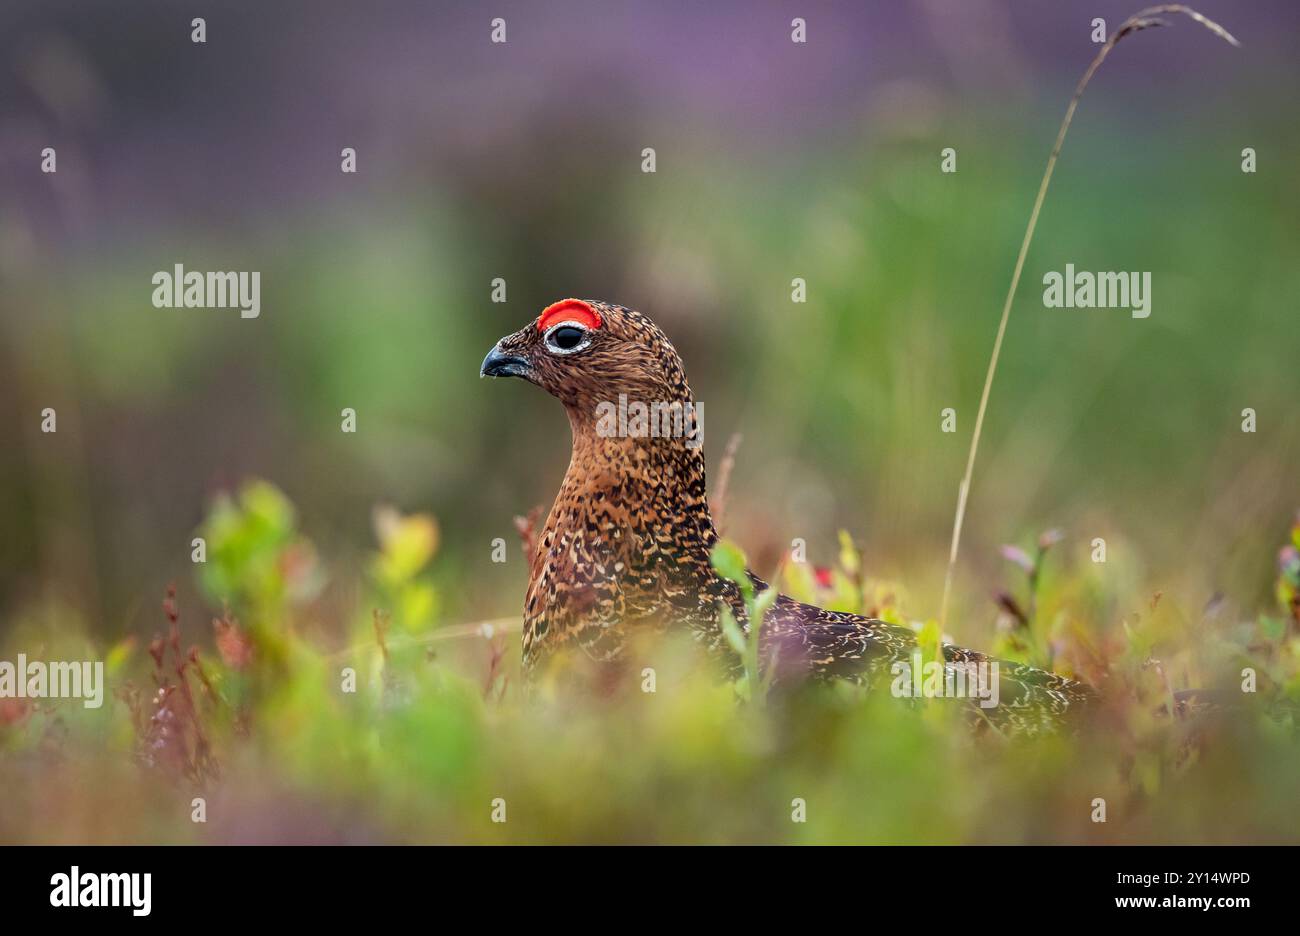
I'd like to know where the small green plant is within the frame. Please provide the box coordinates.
[198,480,323,616]
[780,531,907,623]
[710,540,778,702]
[369,506,441,636]
[994,528,1064,667]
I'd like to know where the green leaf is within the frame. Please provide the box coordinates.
[914,619,943,669]
[1259,615,1287,642]
[718,608,748,658]
[837,530,861,577]
[372,507,440,586]
[710,541,751,598]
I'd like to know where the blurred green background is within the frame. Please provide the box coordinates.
[4,0,1297,642]
[1,1,1298,843]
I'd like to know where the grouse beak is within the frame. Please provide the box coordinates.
[480,343,531,379]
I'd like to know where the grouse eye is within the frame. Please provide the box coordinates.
[545,323,590,354]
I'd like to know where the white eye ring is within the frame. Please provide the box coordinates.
[543,321,593,355]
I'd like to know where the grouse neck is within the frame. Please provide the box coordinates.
[550,411,718,554]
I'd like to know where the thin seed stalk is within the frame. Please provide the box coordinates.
[938,5,1239,630]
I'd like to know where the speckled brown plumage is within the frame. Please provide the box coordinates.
[482,299,1096,733]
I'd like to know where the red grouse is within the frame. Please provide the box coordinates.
[482,299,1095,732]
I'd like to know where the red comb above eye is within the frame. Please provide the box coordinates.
[538,298,601,332]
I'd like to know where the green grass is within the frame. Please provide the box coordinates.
[2,480,1297,844]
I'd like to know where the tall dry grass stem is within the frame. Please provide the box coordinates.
[938,5,1239,630]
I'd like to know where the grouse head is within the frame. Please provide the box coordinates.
[480,298,695,420]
